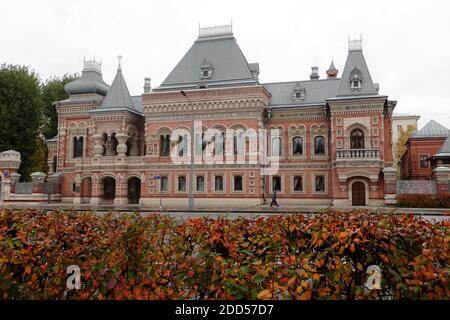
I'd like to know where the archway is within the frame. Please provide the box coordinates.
[351,181,366,206]
[102,177,116,201]
[81,177,92,204]
[127,177,141,204]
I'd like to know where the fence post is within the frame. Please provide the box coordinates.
[383,167,397,205]
[433,166,450,194]
[9,173,21,194]
[30,172,47,194]
[47,173,63,202]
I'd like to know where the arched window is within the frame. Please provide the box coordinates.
[160,134,170,156]
[215,176,223,191]
[177,135,188,157]
[292,136,303,155]
[350,129,365,149]
[234,132,245,155]
[213,132,225,156]
[102,133,108,156]
[105,133,118,156]
[234,175,243,192]
[314,136,325,155]
[272,137,282,156]
[196,176,205,192]
[73,137,83,158]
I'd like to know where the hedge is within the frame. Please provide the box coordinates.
[397,193,450,208]
[0,209,449,300]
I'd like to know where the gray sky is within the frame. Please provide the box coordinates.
[2,0,449,128]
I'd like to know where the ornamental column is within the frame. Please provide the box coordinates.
[116,133,129,157]
[383,167,397,205]
[433,166,450,194]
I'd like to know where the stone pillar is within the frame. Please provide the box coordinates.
[433,166,450,194]
[116,134,129,157]
[10,172,20,194]
[113,173,127,205]
[30,172,46,194]
[92,134,104,157]
[90,175,101,205]
[73,174,82,204]
[47,173,63,202]
[383,167,397,205]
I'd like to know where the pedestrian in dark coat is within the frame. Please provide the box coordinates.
[270,191,279,207]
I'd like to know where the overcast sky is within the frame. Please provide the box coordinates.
[2,0,449,128]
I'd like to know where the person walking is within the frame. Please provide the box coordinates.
[270,190,279,207]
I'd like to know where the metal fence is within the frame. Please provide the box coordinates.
[15,182,33,194]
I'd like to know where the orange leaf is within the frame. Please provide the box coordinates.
[257,289,272,300]
[300,290,312,300]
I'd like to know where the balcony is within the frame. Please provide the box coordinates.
[336,149,380,159]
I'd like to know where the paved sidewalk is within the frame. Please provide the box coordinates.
[0,201,448,216]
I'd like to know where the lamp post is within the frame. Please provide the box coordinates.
[180,90,195,211]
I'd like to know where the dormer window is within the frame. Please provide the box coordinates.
[200,58,213,80]
[349,67,363,91]
[292,83,306,101]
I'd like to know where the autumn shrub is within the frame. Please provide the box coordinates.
[397,193,450,208]
[0,209,448,300]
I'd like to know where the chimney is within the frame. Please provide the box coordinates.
[143,77,151,93]
[310,66,319,80]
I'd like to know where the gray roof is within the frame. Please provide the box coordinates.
[264,79,340,107]
[434,136,450,157]
[327,61,338,72]
[65,66,110,96]
[155,33,258,91]
[336,47,378,97]
[98,65,136,111]
[131,96,143,113]
[411,120,449,138]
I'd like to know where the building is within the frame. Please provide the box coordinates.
[391,113,419,168]
[400,120,450,180]
[46,26,398,207]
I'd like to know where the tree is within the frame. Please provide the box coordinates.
[394,124,416,171]
[41,74,78,139]
[0,64,42,180]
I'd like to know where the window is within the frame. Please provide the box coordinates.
[350,129,364,149]
[213,132,225,156]
[336,129,343,137]
[272,176,281,192]
[295,92,301,99]
[336,118,343,126]
[337,140,343,149]
[102,133,108,156]
[234,132,245,155]
[293,176,303,192]
[177,135,188,157]
[160,134,170,156]
[420,155,429,168]
[52,156,57,173]
[372,128,378,137]
[195,133,206,155]
[178,176,186,192]
[272,137,282,156]
[372,116,378,125]
[292,136,303,155]
[160,176,168,192]
[351,80,361,89]
[372,139,379,148]
[72,182,77,192]
[234,175,243,192]
[315,176,325,192]
[314,136,325,155]
[203,70,208,77]
[397,125,403,132]
[196,176,205,192]
[214,176,223,192]
[73,137,83,158]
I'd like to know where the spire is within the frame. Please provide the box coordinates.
[100,58,135,111]
[326,60,338,79]
[336,37,378,96]
[117,54,123,71]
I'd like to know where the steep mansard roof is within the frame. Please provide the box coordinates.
[411,120,449,138]
[64,61,110,96]
[154,30,258,91]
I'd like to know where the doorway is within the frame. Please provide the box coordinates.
[351,181,366,206]
[127,177,141,204]
[103,177,116,200]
